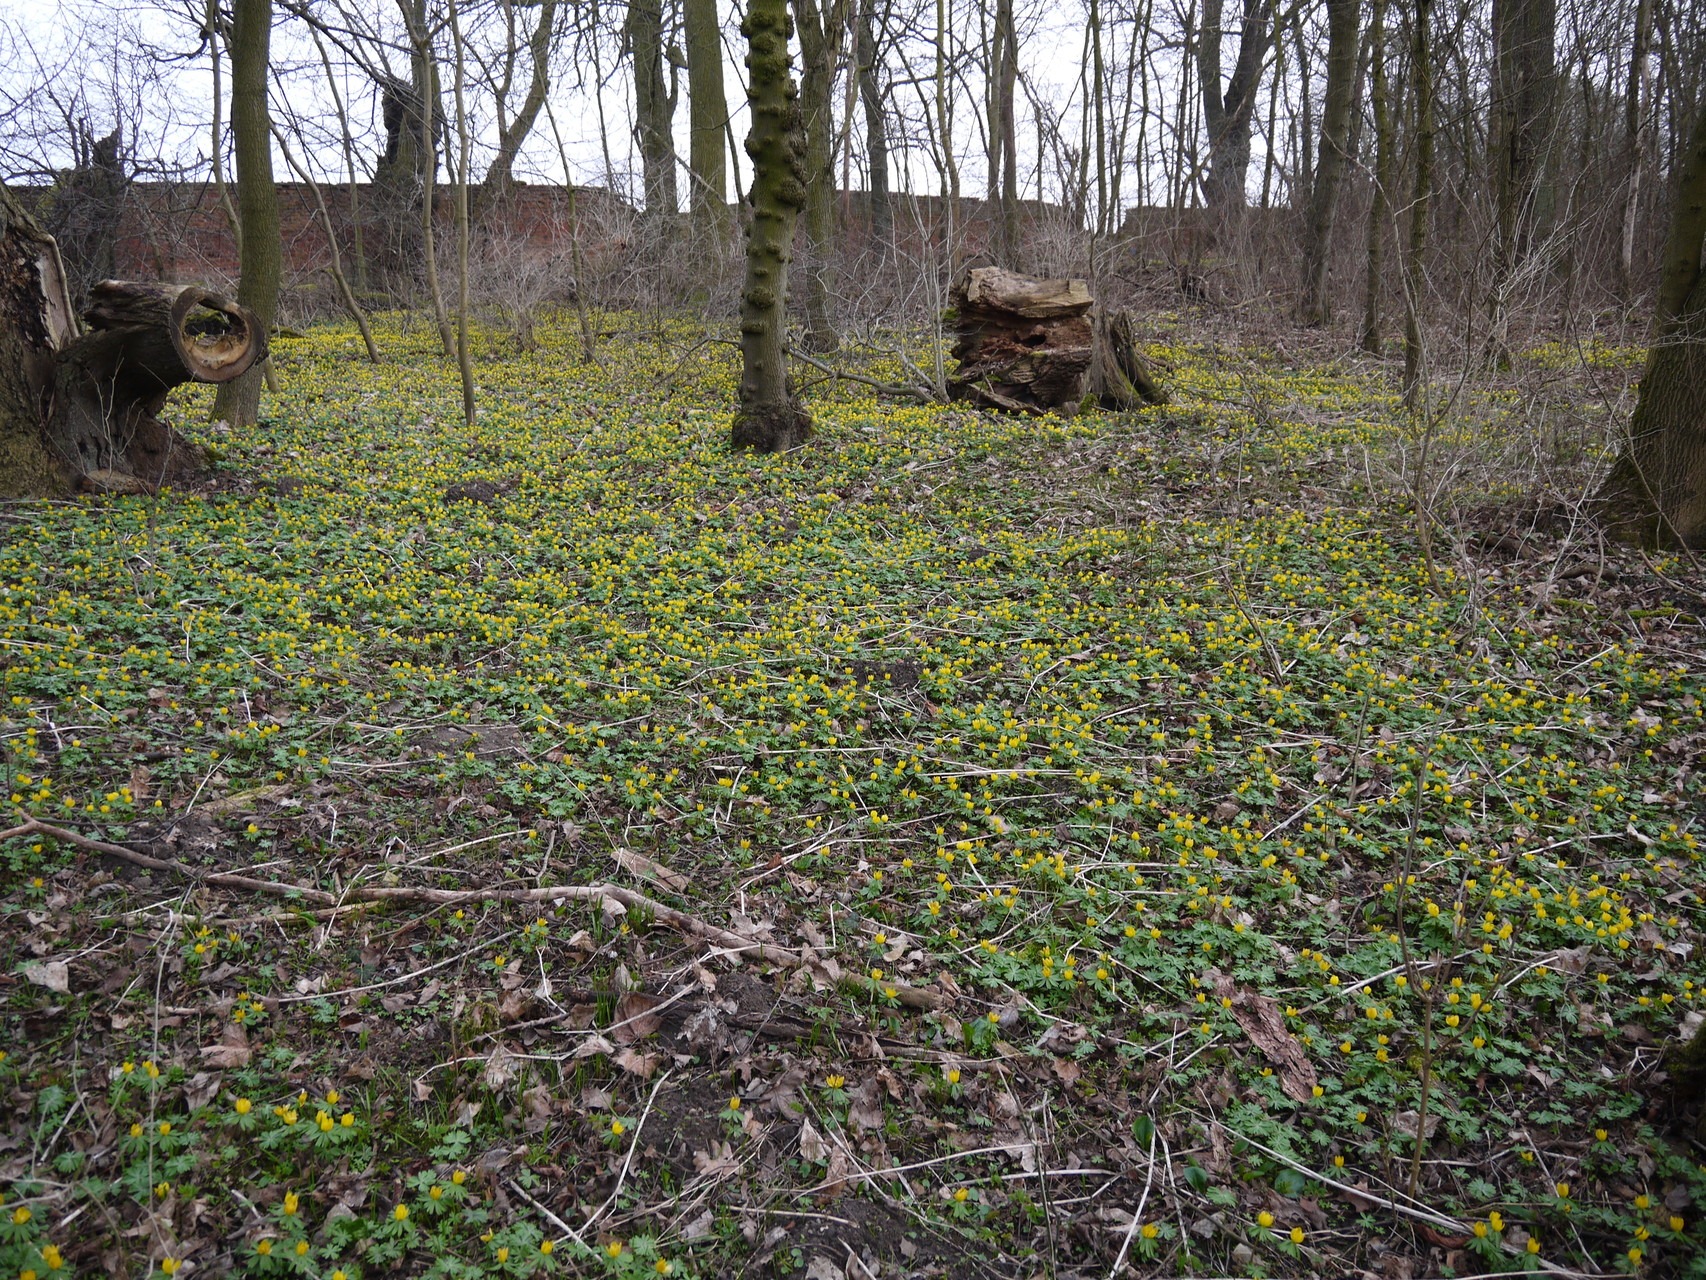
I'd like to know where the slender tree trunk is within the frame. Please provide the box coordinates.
[1597,98,1706,545]
[628,0,680,233]
[1360,0,1394,354]
[1489,0,1557,351]
[1402,0,1435,406]
[545,97,604,366]
[449,0,476,427]
[936,0,963,279]
[857,0,891,255]
[1198,0,1277,215]
[207,0,243,263]
[473,0,558,221]
[1298,0,1359,325]
[212,0,280,428]
[795,0,844,353]
[990,0,1019,265]
[731,0,812,452]
[270,124,380,362]
[685,0,731,255]
[1618,0,1654,304]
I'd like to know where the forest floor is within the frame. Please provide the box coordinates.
[2,310,1705,1280]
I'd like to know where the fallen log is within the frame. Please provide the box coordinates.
[946,266,1168,415]
[1,185,265,496]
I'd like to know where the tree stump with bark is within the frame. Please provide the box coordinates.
[1,185,264,497]
[946,267,1168,414]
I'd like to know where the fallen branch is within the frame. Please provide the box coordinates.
[6,815,949,1011]
[784,346,944,404]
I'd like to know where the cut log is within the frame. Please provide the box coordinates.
[946,266,1169,415]
[1,184,265,497]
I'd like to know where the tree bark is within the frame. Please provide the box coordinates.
[628,0,680,233]
[731,0,813,452]
[211,0,280,428]
[0,186,78,496]
[1598,98,1706,546]
[795,0,844,353]
[1489,0,1557,350]
[473,0,558,221]
[1197,0,1276,214]
[1360,0,1393,354]
[947,267,1168,414]
[1,191,264,496]
[685,0,731,255]
[1618,0,1654,305]
[991,0,1020,265]
[856,0,891,256]
[1401,0,1435,406]
[1298,0,1359,326]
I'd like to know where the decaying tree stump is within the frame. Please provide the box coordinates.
[947,266,1169,415]
[1,184,265,497]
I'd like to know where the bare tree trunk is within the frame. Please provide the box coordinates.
[473,0,558,220]
[795,0,845,353]
[449,0,476,427]
[685,0,730,255]
[1,190,263,496]
[270,123,381,362]
[857,0,891,255]
[1598,97,1706,545]
[1298,0,1358,325]
[211,0,280,428]
[1618,0,1654,305]
[991,0,1020,265]
[628,0,680,233]
[1360,0,1393,353]
[1198,0,1277,215]
[1489,0,1557,353]
[1401,0,1435,407]
[731,0,812,452]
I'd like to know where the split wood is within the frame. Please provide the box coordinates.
[5,815,948,1011]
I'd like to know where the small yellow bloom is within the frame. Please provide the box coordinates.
[234,1097,252,1115]
[541,1241,555,1255]
[1257,1211,1274,1228]
[496,1247,510,1263]
[452,1169,467,1185]
[608,1241,625,1258]
[394,1204,409,1221]
[1290,1226,1304,1244]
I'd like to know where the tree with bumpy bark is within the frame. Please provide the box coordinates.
[1597,100,1706,547]
[211,0,280,428]
[730,0,813,453]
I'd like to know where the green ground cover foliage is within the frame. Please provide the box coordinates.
[1,314,1703,1278]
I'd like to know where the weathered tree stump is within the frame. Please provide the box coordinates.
[1,185,265,497]
[947,266,1169,415]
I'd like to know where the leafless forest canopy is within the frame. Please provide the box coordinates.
[2,0,1701,353]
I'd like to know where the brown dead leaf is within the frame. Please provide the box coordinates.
[199,1022,251,1069]
[612,992,664,1044]
[1211,972,1316,1103]
[183,1071,222,1110]
[818,1146,853,1201]
[614,1047,662,1079]
[798,1118,831,1164]
[613,848,690,892]
[848,1077,886,1133]
[572,1034,617,1059]
[693,1141,742,1177]
[483,1045,519,1091]
[521,1085,553,1134]
[21,960,69,994]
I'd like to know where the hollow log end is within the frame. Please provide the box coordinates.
[166,287,266,384]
